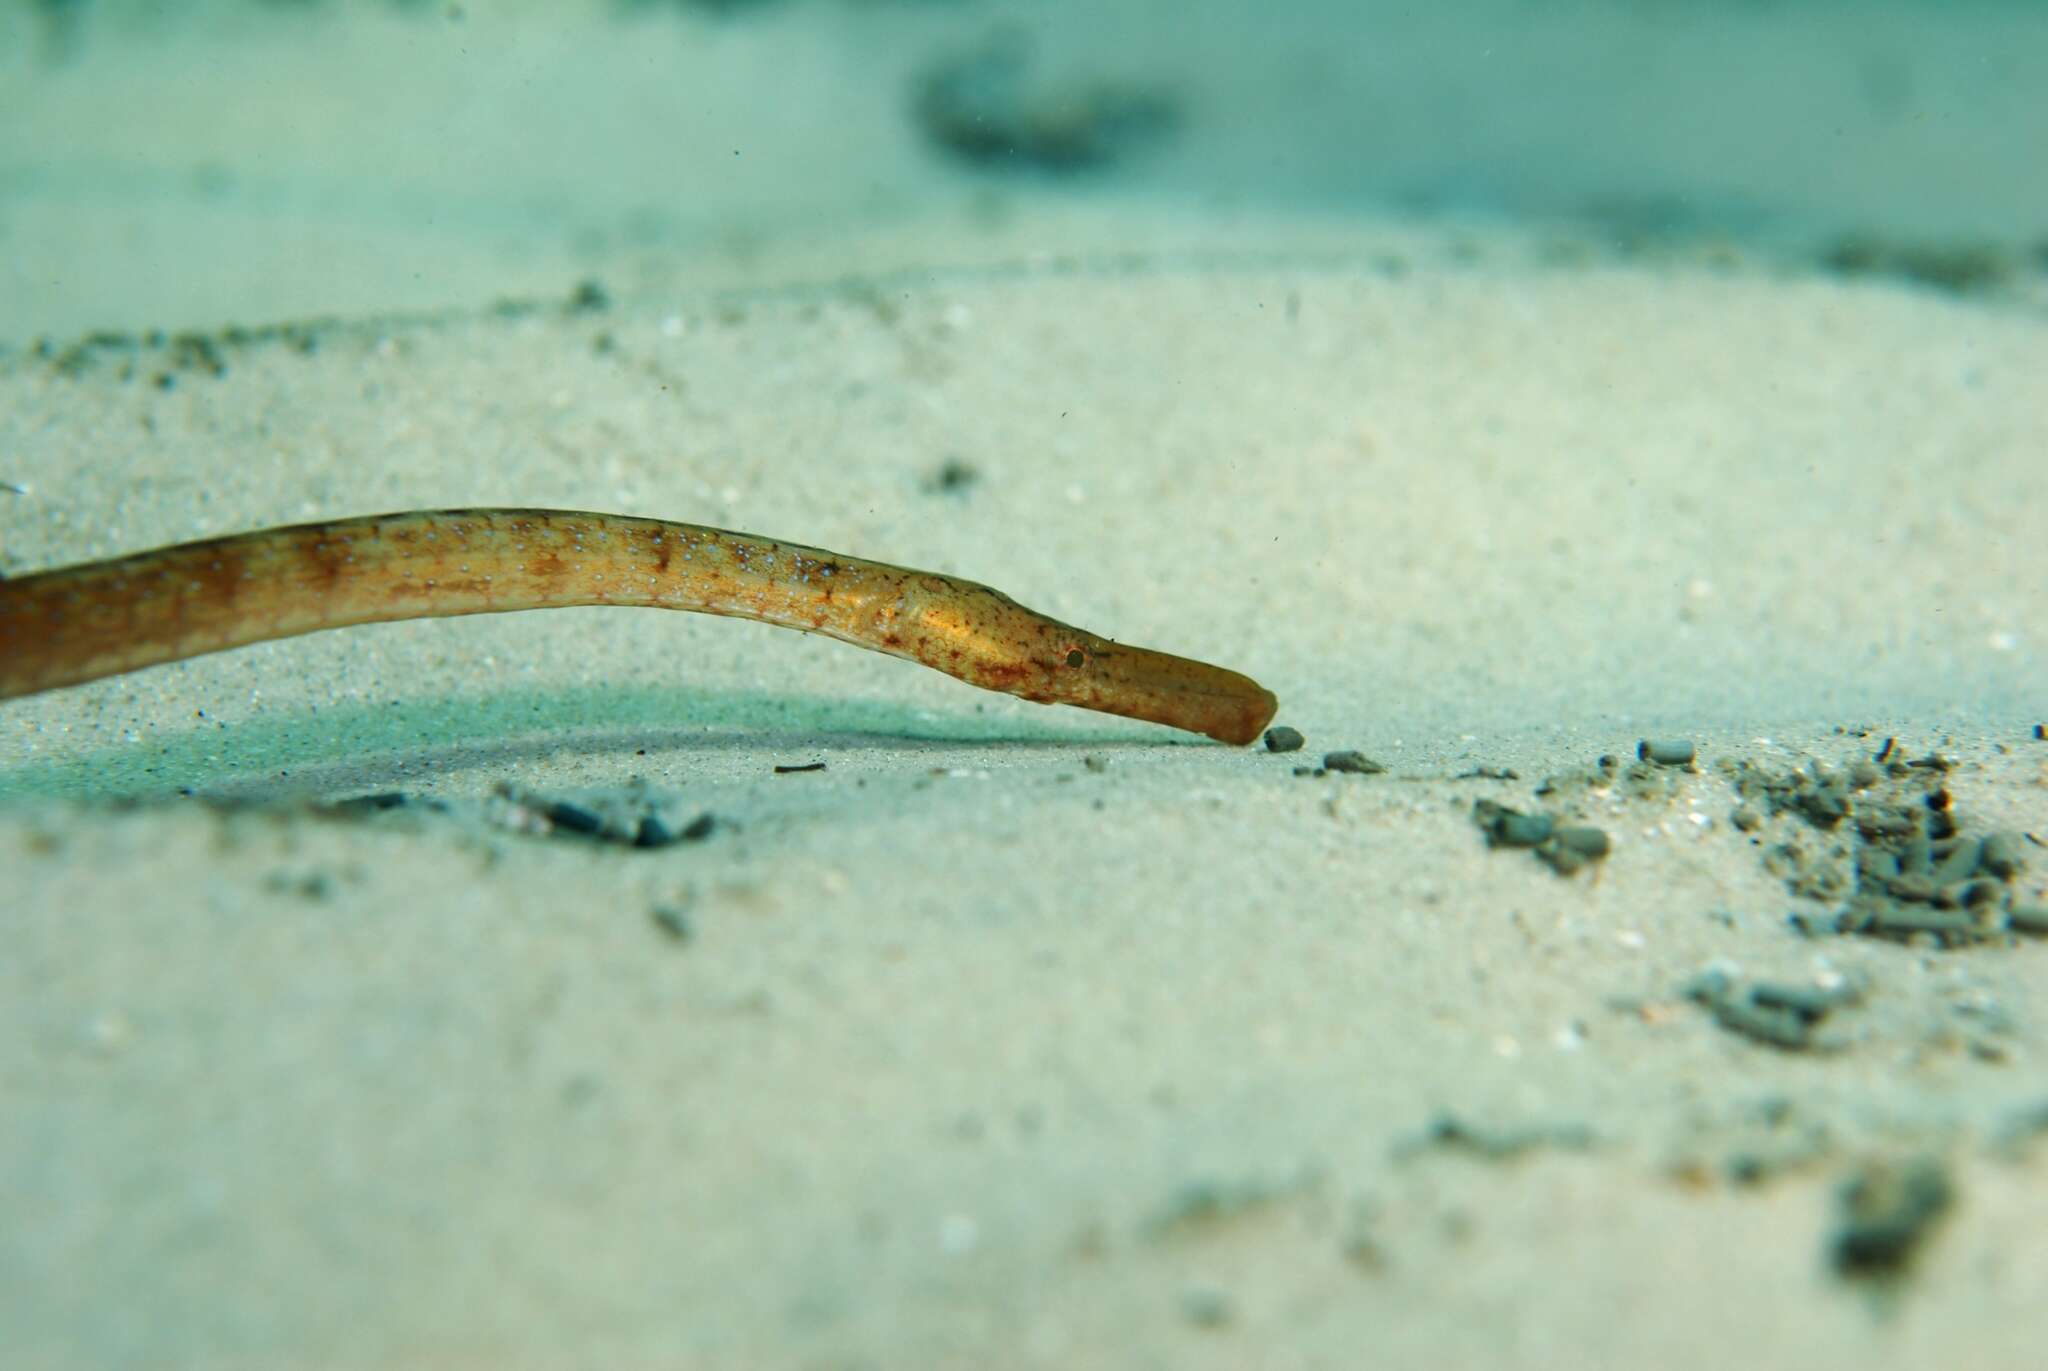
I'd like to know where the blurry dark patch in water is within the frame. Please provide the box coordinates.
[914,32,1181,175]
[30,0,88,63]
[1822,233,2021,296]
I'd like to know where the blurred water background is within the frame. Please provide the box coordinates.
[3,0,2044,339]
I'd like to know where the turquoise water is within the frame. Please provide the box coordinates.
[4,0,2041,338]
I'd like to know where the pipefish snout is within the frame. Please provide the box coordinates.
[0,509,1279,745]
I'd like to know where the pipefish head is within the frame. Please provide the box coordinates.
[913,583,1277,746]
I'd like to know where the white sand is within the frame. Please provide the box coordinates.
[4,4,2047,1369]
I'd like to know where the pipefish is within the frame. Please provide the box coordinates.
[0,508,1278,745]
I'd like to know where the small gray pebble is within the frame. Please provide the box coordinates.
[649,905,694,941]
[1264,726,1305,753]
[1637,739,1696,766]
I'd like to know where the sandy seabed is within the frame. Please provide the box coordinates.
[3,4,2047,1369]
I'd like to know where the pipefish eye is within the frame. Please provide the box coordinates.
[1064,647,1086,668]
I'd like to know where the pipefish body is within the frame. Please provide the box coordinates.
[0,509,1278,745]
